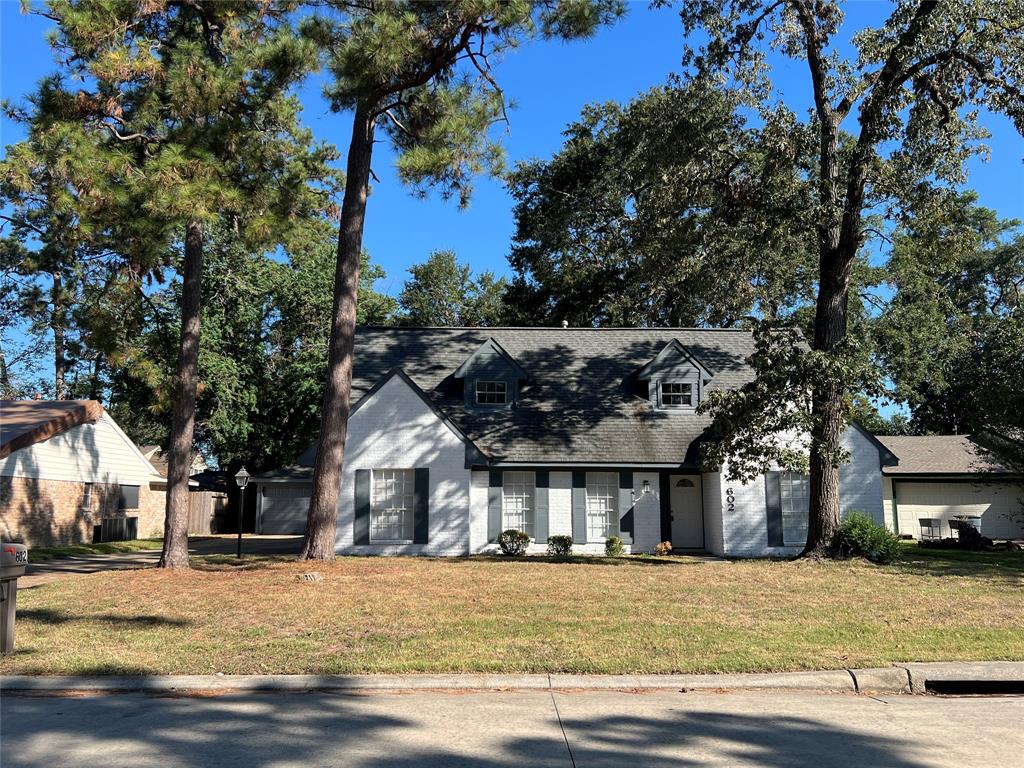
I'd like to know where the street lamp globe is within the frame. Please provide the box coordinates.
[234,466,250,490]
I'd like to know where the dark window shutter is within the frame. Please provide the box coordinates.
[617,471,633,543]
[354,469,371,545]
[659,473,672,543]
[488,470,503,541]
[534,471,549,543]
[571,471,587,544]
[765,471,784,546]
[413,468,429,544]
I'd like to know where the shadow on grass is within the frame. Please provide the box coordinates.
[190,555,290,572]
[896,544,1024,580]
[461,554,718,567]
[0,690,938,768]
[18,608,191,628]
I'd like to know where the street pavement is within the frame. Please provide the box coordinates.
[18,535,303,588]
[2,688,1020,767]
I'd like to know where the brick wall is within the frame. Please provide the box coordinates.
[0,475,165,547]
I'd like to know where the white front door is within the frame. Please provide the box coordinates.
[669,475,704,549]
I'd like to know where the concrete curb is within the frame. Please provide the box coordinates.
[0,667,903,695]
[5,663,1020,696]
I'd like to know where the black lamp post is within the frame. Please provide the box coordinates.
[234,466,250,559]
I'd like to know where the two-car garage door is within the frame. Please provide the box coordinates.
[894,481,1024,540]
[259,484,311,534]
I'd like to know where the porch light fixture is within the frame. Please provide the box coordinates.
[675,478,695,488]
[642,480,651,494]
[234,466,251,559]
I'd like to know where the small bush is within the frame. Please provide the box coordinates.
[605,536,625,557]
[497,529,530,556]
[834,511,902,564]
[654,541,673,556]
[546,535,573,557]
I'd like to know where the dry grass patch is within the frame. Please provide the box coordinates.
[3,550,1022,675]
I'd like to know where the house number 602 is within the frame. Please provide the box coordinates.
[726,488,736,512]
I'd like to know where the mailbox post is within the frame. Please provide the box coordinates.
[1,542,28,654]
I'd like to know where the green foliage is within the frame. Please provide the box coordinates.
[676,1,1024,512]
[307,0,625,205]
[506,81,818,326]
[104,220,396,470]
[546,535,573,557]
[398,250,507,327]
[497,528,531,556]
[834,512,902,565]
[875,191,1023,469]
[604,536,624,557]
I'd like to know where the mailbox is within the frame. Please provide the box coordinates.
[1,542,28,654]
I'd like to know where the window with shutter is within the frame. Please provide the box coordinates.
[501,471,535,537]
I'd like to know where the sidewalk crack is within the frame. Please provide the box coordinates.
[549,690,576,768]
[847,669,860,694]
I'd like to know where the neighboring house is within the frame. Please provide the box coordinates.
[140,446,228,534]
[878,435,1024,541]
[0,400,166,546]
[139,445,209,477]
[252,327,892,557]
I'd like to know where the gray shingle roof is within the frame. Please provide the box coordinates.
[344,327,758,465]
[877,434,1011,475]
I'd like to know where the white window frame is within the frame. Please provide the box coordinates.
[370,469,416,543]
[502,471,535,538]
[660,381,693,408]
[475,379,508,405]
[82,482,94,510]
[585,472,618,540]
[780,472,810,546]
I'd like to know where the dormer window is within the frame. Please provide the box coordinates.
[476,380,507,405]
[660,382,693,408]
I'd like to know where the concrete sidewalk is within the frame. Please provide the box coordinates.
[5,662,1023,696]
[3,688,1022,768]
[18,535,302,588]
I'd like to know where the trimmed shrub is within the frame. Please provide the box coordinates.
[546,535,573,557]
[605,536,625,557]
[834,511,902,564]
[497,529,530,556]
[654,541,673,556]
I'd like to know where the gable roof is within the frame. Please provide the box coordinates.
[452,337,530,381]
[344,327,758,465]
[0,400,106,459]
[635,338,715,380]
[877,434,1013,476]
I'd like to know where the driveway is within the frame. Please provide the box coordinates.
[2,689,1021,767]
[18,535,303,589]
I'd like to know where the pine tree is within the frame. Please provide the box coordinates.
[298,0,625,559]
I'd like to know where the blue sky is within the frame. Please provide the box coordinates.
[3,1,1021,302]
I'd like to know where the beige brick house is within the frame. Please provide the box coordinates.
[0,400,166,547]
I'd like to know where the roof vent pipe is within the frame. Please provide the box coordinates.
[561,319,569,328]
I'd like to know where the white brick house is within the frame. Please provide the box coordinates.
[252,327,899,558]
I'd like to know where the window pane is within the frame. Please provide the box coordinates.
[586,472,618,540]
[501,471,535,537]
[475,380,507,405]
[371,469,416,541]
[780,472,809,546]
[661,382,693,407]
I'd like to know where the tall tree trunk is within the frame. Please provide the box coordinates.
[301,103,376,560]
[159,220,204,570]
[803,248,853,556]
[51,271,66,400]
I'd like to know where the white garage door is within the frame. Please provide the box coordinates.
[260,484,311,534]
[895,481,1024,540]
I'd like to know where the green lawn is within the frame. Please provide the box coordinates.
[3,546,1021,676]
[24,538,165,562]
